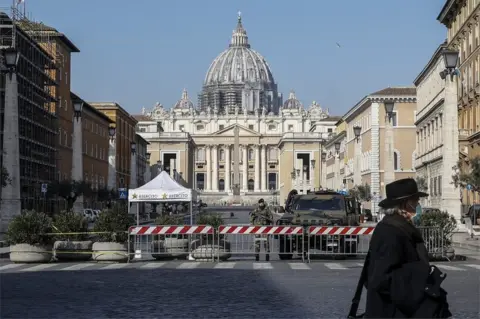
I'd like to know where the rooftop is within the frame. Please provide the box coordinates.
[16,19,80,52]
[70,92,114,124]
[370,87,416,96]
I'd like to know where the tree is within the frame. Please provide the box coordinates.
[47,180,92,211]
[95,187,118,209]
[415,176,428,192]
[349,184,372,202]
[452,156,480,191]
[1,166,11,188]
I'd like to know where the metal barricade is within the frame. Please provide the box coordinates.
[418,226,445,258]
[217,225,304,261]
[307,226,374,262]
[127,224,215,262]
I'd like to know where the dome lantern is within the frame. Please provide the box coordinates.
[230,11,250,48]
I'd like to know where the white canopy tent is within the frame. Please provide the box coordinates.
[128,171,197,225]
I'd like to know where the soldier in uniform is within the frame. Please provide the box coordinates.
[250,198,274,261]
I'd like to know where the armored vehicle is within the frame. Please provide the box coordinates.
[275,190,360,260]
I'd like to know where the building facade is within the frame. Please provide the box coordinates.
[324,129,346,191]
[134,133,149,187]
[414,42,461,220]
[342,87,417,213]
[0,12,57,217]
[438,0,480,207]
[135,15,339,205]
[90,102,138,188]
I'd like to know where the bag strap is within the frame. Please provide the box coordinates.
[348,251,370,318]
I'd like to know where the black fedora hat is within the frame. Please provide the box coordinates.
[378,178,428,208]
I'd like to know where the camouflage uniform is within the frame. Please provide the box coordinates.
[250,204,273,261]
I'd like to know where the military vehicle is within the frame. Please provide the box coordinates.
[275,190,361,260]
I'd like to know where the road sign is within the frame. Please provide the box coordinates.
[119,188,127,199]
[467,184,472,191]
[41,183,48,193]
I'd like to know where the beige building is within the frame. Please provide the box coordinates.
[324,122,346,191]
[135,14,339,205]
[438,0,480,207]
[342,87,417,213]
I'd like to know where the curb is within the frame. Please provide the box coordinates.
[453,241,480,252]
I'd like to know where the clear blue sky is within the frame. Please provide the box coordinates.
[3,0,446,116]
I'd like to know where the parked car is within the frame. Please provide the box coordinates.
[83,209,94,222]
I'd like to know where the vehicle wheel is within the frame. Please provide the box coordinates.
[279,238,293,260]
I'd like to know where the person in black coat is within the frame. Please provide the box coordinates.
[363,178,452,318]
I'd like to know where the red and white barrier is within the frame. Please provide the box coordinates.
[308,226,375,236]
[129,225,214,235]
[218,225,303,235]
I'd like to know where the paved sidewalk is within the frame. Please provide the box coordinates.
[453,232,480,252]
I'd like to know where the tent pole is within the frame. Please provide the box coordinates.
[136,203,140,226]
[189,201,193,225]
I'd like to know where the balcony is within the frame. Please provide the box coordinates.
[267,158,278,164]
[458,129,471,139]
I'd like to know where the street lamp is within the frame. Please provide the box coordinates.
[353,125,362,142]
[334,142,341,153]
[108,125,116,141]
[303,165,308,171]
[2,47,19,75]
[130,142,136,155]
[440,50,460,80]
[290,170,296,179]
[73,100,83,121]
[384,101,395,120]
[310,159,316,168]
[296,169,300,176]
[321,152,326,161]
[146,152,151,161]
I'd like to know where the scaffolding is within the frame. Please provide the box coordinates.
[0,5,59,212]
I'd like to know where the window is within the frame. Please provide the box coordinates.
[268,124,276,131]
[179,125,185,131]
[196,124,204,131]
[327,128,333,133]
[268,148,277,160]
[219,125,224,130]
[248,148,254,160]
[394,152,399,170]
[248,125,254,130]
[288,125,294,131]
[219,149,225,161]
[196,148,205,161]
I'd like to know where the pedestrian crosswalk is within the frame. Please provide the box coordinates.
[0,261,479,273]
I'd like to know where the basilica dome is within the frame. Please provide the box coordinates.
[203,14,276,88]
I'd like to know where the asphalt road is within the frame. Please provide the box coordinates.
[1,259,479,318]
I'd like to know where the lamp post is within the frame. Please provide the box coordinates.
[334,141,341,191]
[353,126,362,186]
[71,99,84,213]
[440,49,462,226]
[0,47,21,234]
[384,101,395,189]
[107,124,117,190]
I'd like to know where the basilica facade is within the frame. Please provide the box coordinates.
[135,14,339,204]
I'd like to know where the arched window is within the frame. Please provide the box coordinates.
[219,179,225,191]
[248,179,254,191]
[394,152,399,170]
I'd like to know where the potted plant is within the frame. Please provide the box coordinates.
[190,213,231,261]
[92,204,133,262]
[151,214,189,260]
[418,210,457,260]
[52,210,92,261]
[6,210,54,263]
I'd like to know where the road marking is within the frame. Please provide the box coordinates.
[214,262,236,269]
[100,264,128,270]
[288,263,310,270]
[434,264,466,271]
[61,264,95,271]
[176,262,200,269]
[324,263,349,270]
[139,262,165,269]
[0,263,25,271]
[253,262,273,270]
[464,264,480,270]
[21,264,57,272]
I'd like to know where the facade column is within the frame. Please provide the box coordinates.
[0,72,20,234]
[225,145,231,193]
[261,145,267,191]
[354,138,362,185]
[384,114,395,188]
[107,137,116,189]
[72,112,84,213]
[212,145,218,191]
[254,145,260,192]
[442,76,461,225]
[205,145,211,191]
[242,145,248,192]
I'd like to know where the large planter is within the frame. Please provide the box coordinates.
[190,238,231,261]
[10,244,53,263]
[151,237,189,260]
[92,242,128,262]
[53,241,93,262]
